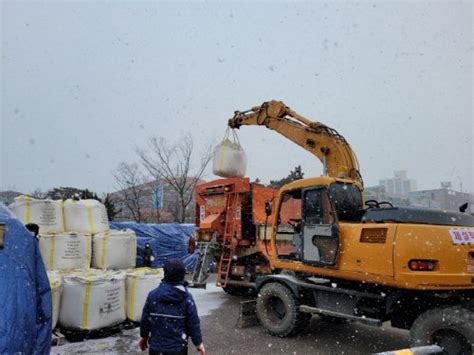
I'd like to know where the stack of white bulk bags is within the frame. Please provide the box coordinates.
[92,229,137,270]
[39,233,91,271]
[59,270,126,330]
[9,196,64,234]
[47,271,63,329]
[63,199,109,234]
[10,195,153,331]
[125,268,164,322]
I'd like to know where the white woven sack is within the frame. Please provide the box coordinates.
[9,196,64,234]
[47,271,63,329]
[125,268,164,322]
[63,199,109,234]
[92,229,137,270]
[212,129,247,178]
[39,233,91,271]
[59,270,126,330]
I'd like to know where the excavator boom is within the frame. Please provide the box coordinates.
[228,100,363,185]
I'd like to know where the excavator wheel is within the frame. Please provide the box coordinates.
[256,282,310,337]
[409,306,474,355]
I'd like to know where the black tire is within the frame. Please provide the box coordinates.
[222,285,254,297]
[410,306,474,355]
[256,282,309,337]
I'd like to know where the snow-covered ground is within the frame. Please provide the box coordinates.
[51,328,141,355]
[52,281,227,354]
[186,282,228,316]
[52,279,411,354]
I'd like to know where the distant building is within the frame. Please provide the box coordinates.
[0,191,23,206]
[364,185,410,207]
[364,185,388,202]
[379,171,417,198]
[109,178,203,223]
[409,182,471,212]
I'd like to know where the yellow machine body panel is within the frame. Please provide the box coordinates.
[393,224,474,289]
[269,176,474,291]
[270,224,474,291]
[337,223,397,278]
[270,223,396,284]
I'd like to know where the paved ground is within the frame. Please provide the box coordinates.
[201,294,410,354]
[52,279,411,354]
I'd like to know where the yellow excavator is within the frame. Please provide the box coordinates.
[228,100,474,352]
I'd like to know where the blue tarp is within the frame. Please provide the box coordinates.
[0,203,52,354]
[110,223,198,271]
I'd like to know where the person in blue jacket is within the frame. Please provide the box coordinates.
[139,259,205,355]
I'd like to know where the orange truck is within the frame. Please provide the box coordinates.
[190,177,293,295]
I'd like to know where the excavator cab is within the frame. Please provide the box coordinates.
[273,177,360,267]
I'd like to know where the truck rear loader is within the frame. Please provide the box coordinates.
[191,177,294,295]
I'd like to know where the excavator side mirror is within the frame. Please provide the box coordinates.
[459,202,468,213]
[265,201,272,216]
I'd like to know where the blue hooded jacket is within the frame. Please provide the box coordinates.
[140,281,202,352]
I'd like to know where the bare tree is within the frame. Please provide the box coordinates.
[113,162,151,223]
[29,188,48,199]
[137,134,213,223]
[102,193,121,221]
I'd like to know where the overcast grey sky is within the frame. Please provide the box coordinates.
[1,1,473,194]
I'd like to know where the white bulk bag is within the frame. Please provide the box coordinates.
[47,271,63,329]
[126,268,164,322]
[59,270,126,330]
[39,233,91,271]
[212,129,247,178]
[9,196,64,234]
[92,229,137,270]
[63,199,109,234]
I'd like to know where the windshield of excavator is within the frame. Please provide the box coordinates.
[329,182,363,222]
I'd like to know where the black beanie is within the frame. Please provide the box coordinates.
[25,223,39,237]
[163,259,186,283]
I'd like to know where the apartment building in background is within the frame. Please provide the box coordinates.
[379,170,417,198]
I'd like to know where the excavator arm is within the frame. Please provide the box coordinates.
[228,100,363,185]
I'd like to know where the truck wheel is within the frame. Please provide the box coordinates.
[410,306,474,354]
[256,282,309,337]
